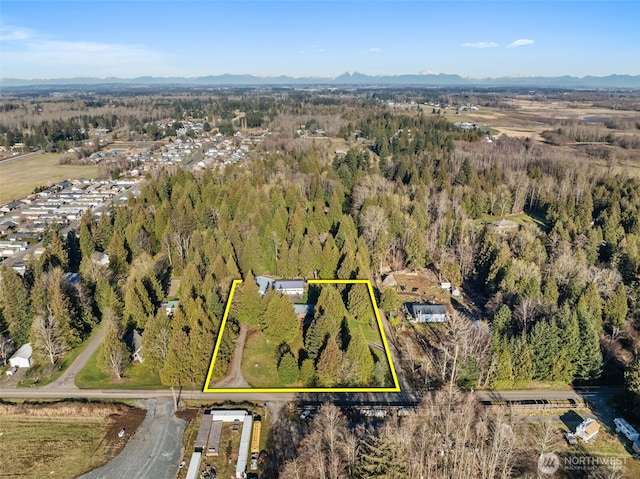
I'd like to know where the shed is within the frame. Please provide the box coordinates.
[125,329,143,363]
[255,276,274,296]
[161,300,179,316]
[9,343,32,368]
[575,418,599,442]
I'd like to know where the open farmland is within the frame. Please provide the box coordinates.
[0,153,98,205]
[0,402,145,479]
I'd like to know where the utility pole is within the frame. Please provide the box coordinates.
[171,385,178,412]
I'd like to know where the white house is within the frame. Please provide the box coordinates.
[274,280,305,296]
[9,343,32,368]
[407,303,447,323]
[575,418,600,442]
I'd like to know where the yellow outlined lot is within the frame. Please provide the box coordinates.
[203,279,401,393]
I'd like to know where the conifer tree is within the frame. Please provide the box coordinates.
[510,335,533,386]
[262,293,298,344]
[123,276,154,329]
[346,327,375,385]
[299,358,316,386]
[317,337,342,386]
[98,309,130,379]
[141,309,172,370]
[380,288,401,316]
[0,266,32,345]
[347,284,374,323]
[234,271,262,326]
[278,351,299,385]
[529,319,561,381]
[319,235,340,278]
[604,283,628,331]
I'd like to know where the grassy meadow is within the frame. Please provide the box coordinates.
[0,152,98,205]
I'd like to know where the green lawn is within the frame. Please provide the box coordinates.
[241,329,282,388]
[75,348,164,389]
[18,328,99,388]
[348,318,384,344]
[0,152,98,205]
[476,211,548,229]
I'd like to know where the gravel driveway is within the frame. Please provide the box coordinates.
[77,398,186,479]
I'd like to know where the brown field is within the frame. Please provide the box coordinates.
[0,401,145,479]
[0,152,99,205]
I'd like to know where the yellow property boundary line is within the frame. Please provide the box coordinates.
[203,278,401,393]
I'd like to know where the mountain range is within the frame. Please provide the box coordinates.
[2,72,640,89]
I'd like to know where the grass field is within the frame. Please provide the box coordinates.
[475,211,549,229]
[0,402,143,479]
[0,152,99,205]
[75,348,165,389]
[241,329,282,387]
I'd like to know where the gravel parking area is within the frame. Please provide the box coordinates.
[78,398,186,479]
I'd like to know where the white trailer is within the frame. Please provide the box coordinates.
[614,418,639,441]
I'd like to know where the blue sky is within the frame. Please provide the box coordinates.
[1,1,638,79]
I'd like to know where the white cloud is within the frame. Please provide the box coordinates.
[508,39,535,48]
[462,42,498,48]
[0,25,35,41]
[0,24,168,78]
[369,47,381,53]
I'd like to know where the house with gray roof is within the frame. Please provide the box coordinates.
[406,303,448,323]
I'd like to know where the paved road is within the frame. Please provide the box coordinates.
[0,150,42,165]
[78,398,186,479]
[475,388,622,403]
[44,321,107,389]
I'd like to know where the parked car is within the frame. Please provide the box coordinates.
[300,410,311,420]
[5,366,18,376]
[251,452,258,470]
[258,450,268,463]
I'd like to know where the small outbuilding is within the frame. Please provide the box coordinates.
[125,329,144,363]
[9,343,32,368]
[575,418,600,442]
[255,276,274,296]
